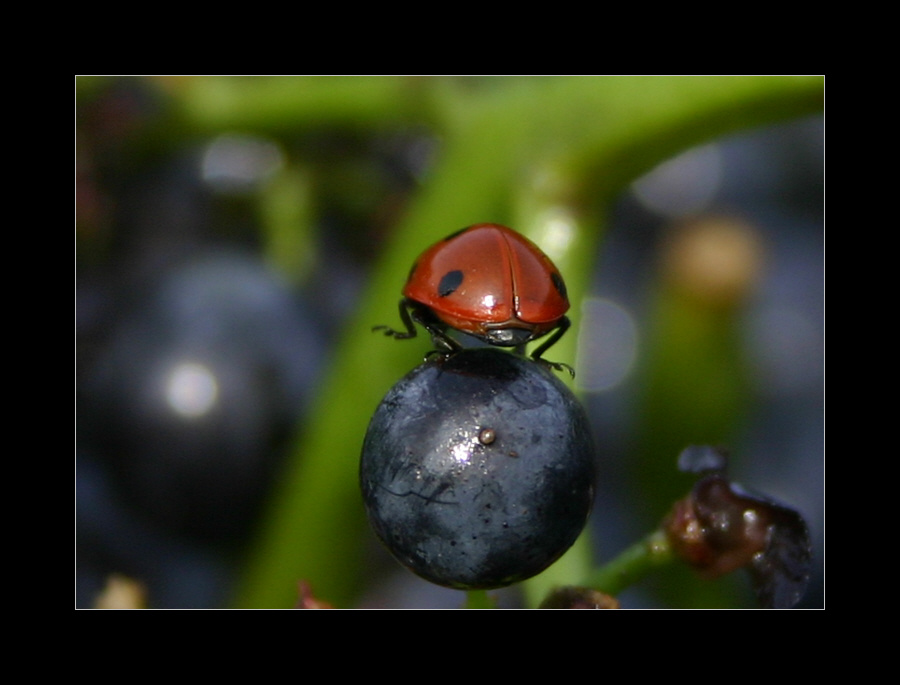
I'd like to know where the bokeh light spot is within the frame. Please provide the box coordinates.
[201,133,284,193]
[631,144,722,218]
[165,362,219,418]
[576,297,638,392]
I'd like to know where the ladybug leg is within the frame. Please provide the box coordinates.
[372,299,419,340]
[423,324,462,355]
[373,300,462,359]
[408,305,463,357]
[530,316,575,377]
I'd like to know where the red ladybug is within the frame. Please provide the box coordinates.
[375,223,572,373]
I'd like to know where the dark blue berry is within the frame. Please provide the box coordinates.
[360,349,596,590]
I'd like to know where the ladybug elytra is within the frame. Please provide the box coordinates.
[374,223,573,374]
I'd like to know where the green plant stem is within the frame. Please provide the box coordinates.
[583,530,674,598]
[464,590,496,609]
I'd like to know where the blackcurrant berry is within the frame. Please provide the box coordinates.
[360,349,596,590]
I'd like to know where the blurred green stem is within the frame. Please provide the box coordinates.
[464,590,496,609]
[584,530,674,597]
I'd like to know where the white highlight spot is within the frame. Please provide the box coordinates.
[165,362,219,418]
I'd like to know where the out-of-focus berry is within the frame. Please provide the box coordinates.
[539,586,620,609]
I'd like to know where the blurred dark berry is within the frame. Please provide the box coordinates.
[79,249,322,546]
[664,445,812,608]
[360,349,596,590]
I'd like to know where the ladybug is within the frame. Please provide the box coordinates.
[374,223,573,374]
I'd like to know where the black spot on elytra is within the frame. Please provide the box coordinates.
[439,270,464,297]
[551,271,568,300]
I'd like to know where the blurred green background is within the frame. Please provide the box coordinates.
[76,75,824,609]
